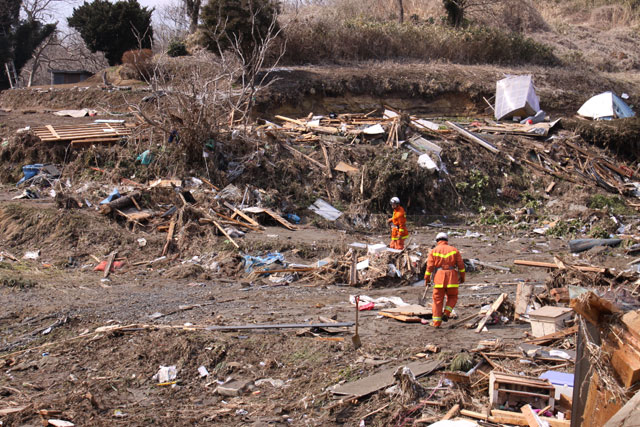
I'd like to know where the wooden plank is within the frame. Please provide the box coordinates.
[476,293,507,332]
[514,260,606,273]
[607,340,640,388]
[379,312,423,323]
[379,304,432,316]
[521,404,546,427]
[0,405,31,416]
[447,121,499,154]
[621,311,640,342]
[104,250,117,279]
[330,360,442,399]
[46,124,61,140]
[460,409,488,421]
[524,325,578,345]
[334,161,359,173]
[546,182,557,194]
[212,220,240,249]
[320,143,333,179]
[442,404,460,420]
[162,220,175,256]
[283,144,326,170]
[275,115,306,126]
[223,202,262,228]
[603,389,640,427]
[570,291,621,326]
[264,208,297,230]
[130,195,141,211]
[491,409,571,427]
[515,283,534,321]
[581,373,623,427]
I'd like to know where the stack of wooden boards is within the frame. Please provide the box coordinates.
[32,123,132,147]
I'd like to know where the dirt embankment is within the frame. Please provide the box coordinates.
[257,63,640,117]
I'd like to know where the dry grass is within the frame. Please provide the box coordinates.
[278,17,558,66]
[277,0,640,71]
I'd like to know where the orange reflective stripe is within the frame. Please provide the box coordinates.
[391,237,399,241]
[445,306,453,312]
[400,235,409,240]
[425,272,432,276]
[446,284,459,288]
[433,284,444,288]
[432,316,442,320]
[459,269,465,273]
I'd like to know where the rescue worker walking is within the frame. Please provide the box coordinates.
[424,232,465,327]
[387,197,409,250]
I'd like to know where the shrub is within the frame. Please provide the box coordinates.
[121,48,153,80]
[167,39,189,57]
[200,0,279,58]
[68,0,153,66]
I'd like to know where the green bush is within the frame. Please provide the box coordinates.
[280,18,558,66]
[167,39,189,57]
[200,0,278,57]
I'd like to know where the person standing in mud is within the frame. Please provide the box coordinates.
[387,197,409,250]
[424,232,465,328]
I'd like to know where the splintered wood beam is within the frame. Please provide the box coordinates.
[212,220,240,249]
[514,260,606,273]
[104,250,117,279]
[446,121,499,154]
[476,293,507,333]
[162,220,175,256]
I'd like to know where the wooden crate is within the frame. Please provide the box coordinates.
[489,372,555,411]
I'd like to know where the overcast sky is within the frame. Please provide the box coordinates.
[51,0,176,28]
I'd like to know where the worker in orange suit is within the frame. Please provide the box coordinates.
[387,197,409,250]
[424,232,465,327]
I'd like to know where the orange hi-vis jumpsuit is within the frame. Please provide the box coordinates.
[425,240,465,327]
[389,205,409,250]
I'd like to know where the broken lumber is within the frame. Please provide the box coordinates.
[223,201,263,229]
[162,220,176,256]
[283,144,326,170]
[514,260,606,273]
[446,121,499,154]
[99,191,142,215]
[103,250,117,279]
[524,325,578,345]
[442,404,460,420]
[521,404,546,427]
[515,283,535,321]
[476,293,507,333]
[211,220,240,249]
[570,291,621,326]
[490,409,570,427]
[206,322,353,331]
[320,143,333,179]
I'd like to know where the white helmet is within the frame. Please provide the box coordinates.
[390,197,400,204]
[436,232,449,242]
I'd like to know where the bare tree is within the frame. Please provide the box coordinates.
[397,0,404,23]
[154,0,190,52]
[127,6,285,169]
[21,0,77,22]
[183,0,201,34]
[21,31,108,86]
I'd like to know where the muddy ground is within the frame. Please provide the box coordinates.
[0,191,633,426]
[1,64,640,426]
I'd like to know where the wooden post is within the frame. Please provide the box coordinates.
[162,220,176,256]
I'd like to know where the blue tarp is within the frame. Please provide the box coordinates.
[16,164,44,185]
[242,252,285,273]
[100,188,121,205]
